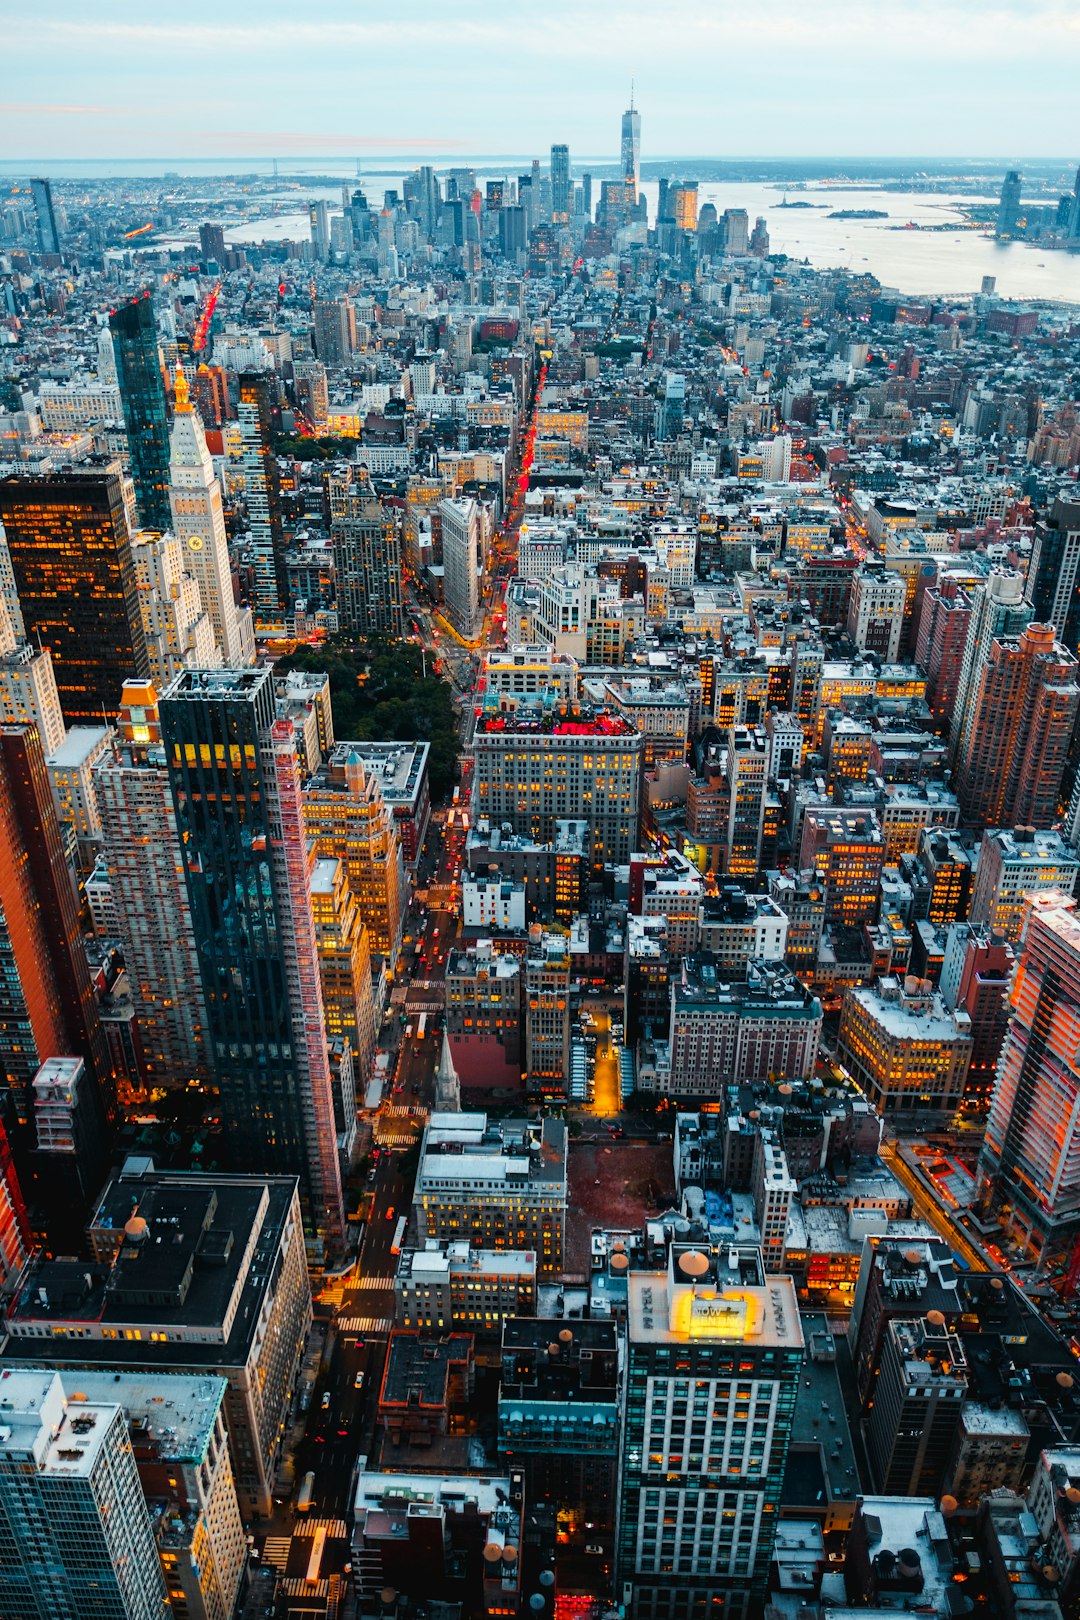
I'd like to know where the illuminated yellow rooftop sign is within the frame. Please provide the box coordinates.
[670,1288,762,1340]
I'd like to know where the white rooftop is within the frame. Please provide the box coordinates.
[628,1269,802,1349]
[309,858,339,894]
[355,1469,513,1517]
[427,1111,487,1141]
[403,1243,535,1279]
[422,1152,528,1183]
[960,1402,1029,1437]
[0,1369,115,1479]
[46,724,111,768]
[73,1369,226,1458]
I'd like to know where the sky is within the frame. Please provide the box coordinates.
[2,0,1078,164]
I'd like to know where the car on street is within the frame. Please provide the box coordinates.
[386,1205,396,1221]
[354,1371,365,1389]
[321,1392,331,1410]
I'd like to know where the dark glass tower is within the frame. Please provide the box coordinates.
[996,169,1022,239]
[0,465,150,724]
[550,144,571,222]
[159,667,345,1251]
[29,178,60,256]
[109,292,173,532]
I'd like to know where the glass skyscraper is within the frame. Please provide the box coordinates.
[550,144,571,222]
[109,292,173,532]
[29,177,60,256]
[159,667,345,1252]
[0,465,150,724]
[621,104,641,193]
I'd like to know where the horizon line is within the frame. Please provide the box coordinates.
[2,153,1077,167]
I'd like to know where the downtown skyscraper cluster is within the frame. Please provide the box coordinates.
[1,88,1080,1620]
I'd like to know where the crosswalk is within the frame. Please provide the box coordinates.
[322,1275,393,1306]
[261,1537,291,1570]
[383,1104,428,1119]
[376,1129,420,1146]
[337,1315,393,1334]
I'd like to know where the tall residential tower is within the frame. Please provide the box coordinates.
[236,372,287,623]
[978,891,1080,1273]
[0,1370,168,1620]
[94,680,210,1091]
[329,467,404,638]
[953,622,1079,830]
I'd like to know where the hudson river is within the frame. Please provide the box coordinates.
[220,177,1079,304]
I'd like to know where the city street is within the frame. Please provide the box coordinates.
[296,1145,414,1521]
[879,1136,988,1274]
[585,1010,622,1116]
[251,316,538,1565]
[280,805,470,1532]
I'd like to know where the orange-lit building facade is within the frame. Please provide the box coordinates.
[309,855,375,1080]
[955,623,1080,831]
[0,723,114,1245]
[979,893,1080,1271]
[837,976,972,1123]
[303,748,406,969]
[800,811,885,926]
[0,467,150,725]
[472,707,643,870]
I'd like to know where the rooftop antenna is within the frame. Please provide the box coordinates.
[272,157,278,177]
[630,80,635,111]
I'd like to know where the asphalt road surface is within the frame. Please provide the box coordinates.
[296,1144,417,1519]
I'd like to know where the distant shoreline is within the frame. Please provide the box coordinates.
[0,156,1075,192]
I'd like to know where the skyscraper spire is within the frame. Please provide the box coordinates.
[168,371,255,667]
[621,97,641,196]
[434,1030,461,1113]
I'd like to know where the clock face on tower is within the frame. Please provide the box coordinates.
[187,535,204,551]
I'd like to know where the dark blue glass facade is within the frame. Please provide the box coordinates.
[110,293,172,532]
[159,669,313,1195]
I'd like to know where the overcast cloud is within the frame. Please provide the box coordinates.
[2,0,1077,161]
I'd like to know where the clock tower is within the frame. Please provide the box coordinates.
[168,366,254,667]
